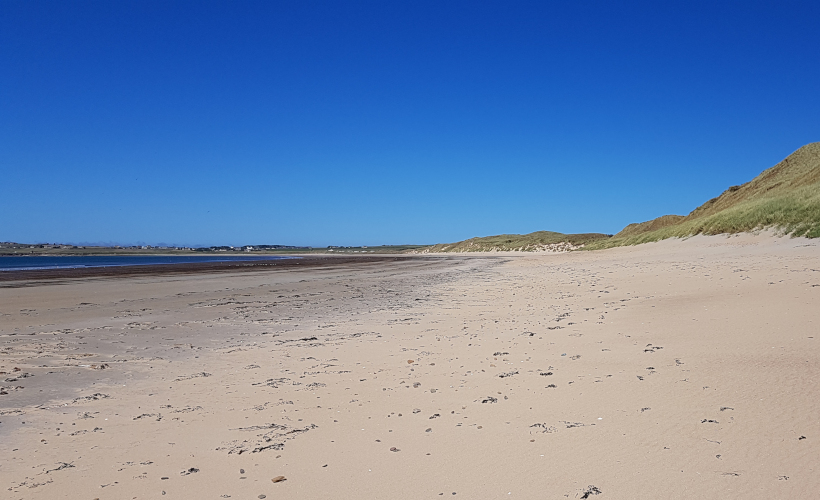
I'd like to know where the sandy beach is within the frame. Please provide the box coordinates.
[1,234,818,499]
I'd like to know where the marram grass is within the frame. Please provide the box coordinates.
[586,184,820,250]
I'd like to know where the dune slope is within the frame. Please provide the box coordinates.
[592,142,820,248]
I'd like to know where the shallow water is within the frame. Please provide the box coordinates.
[0,255,294,271]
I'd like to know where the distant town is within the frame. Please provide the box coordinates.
[0,242,424,255]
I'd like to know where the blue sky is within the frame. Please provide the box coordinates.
[2,1,818,247]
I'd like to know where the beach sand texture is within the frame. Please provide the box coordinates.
[1,234,818,499]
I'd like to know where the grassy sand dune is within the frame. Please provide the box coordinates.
[421,142,819,253]
[589,142,820,248]
[416,230,610,253]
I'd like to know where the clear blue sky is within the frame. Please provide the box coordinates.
[2,1,818,247]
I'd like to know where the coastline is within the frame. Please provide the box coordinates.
[0,255,438,286]
[1,235,818,499]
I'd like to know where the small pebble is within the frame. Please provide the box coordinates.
[272,476,286,483]
[240,469,245,474]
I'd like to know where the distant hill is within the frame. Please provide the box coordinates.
[588,141,820,248]
[413,231,611,253]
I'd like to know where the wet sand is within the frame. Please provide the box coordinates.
[1,235,818,499]
[0,255,413,285]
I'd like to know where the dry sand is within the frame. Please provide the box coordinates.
[1,234,818,499]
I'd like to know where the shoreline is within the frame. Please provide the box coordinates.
[0,254,442,286]
[1,235,817,499]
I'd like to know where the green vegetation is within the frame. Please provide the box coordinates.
[416,231,611,253]
[587,142,820,249]
[613,215,685,239]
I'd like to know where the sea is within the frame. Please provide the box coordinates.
[0,255,295,272]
